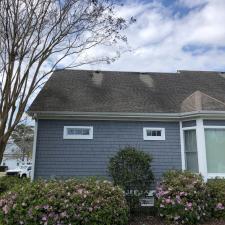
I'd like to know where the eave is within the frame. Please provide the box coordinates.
[27,110,225,121]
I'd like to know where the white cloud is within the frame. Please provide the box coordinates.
[79,0,225,72]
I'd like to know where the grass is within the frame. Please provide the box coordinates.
[0,172,5,177]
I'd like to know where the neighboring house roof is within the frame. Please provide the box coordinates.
[28,70,225,116]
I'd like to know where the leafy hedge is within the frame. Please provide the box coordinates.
[0,176,29,196]
[207,178,225,219]
[0,179,128,225]
[155,170,210,225]
[108,147,154,211]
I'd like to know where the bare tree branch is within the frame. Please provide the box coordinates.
[0,0,132,163]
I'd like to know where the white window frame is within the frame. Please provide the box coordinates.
[180,125,198,170]
[63,126,93,139]
[143,127,165,140]
[204,125,225,179]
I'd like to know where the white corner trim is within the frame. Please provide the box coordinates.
[196,119,208,180]
[63,126,93,139]
[143,127,165,140]
[31,120,38,181]
[179,122,185,170]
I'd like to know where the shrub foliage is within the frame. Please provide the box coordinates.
[0,179,129,225]
[0,176,29,196]
[108,147,154,210]
[155,170,210,225]
[207,178,225,219]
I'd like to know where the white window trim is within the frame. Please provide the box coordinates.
[204,125,225,179]
[143,127,165,141]
[63,126,93,139]
[180,125,197,171]
[204,126,225,129]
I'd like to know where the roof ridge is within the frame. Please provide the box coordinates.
[53,69,178,75]
[54,69,224,75]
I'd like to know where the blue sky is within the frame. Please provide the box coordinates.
[79,0,225,72]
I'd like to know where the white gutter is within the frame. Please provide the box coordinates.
[28,110,225,121]
[31,119,38,181]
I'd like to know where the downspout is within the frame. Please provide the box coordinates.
[31,116,38,181]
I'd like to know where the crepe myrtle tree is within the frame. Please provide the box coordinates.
[0,0,133,164]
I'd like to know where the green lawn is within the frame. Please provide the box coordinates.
[0,172,5,177]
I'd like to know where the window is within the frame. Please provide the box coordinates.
[143,128,165,140]
[205,128,225,173]
[183,129,199,173]
[63,126,93,139]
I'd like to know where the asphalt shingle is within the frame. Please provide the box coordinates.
[28,70,225,114]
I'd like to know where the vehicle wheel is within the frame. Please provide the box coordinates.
[21,174,27,178]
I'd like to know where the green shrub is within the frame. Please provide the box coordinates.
[207,178,225,219]
[0,176,29,196]
[155,170,210,225]
[0,179,128,225]
[108,147,154,211]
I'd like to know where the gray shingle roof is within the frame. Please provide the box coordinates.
[28,70,225,114]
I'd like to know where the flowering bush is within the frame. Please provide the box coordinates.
[155,170,210,224]
[0,176,29,196]
[0,179,129,225]
[207,178,225,219]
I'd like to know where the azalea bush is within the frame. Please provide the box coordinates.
[155,170,210,225]
[0,176,29,196]
[207,178,225,219]
[0,179,129,225]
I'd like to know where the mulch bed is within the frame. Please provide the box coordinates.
[129,216,225,225]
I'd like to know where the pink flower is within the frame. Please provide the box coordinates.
[77,189,84,194]
[165,198,171,204]
[176,195,181,203]
[60,211,68,218]
[2,205,9,214]
[216,203,225,210]
[0,200,4,207]
[186,202,192,209]
[42,216,47,221]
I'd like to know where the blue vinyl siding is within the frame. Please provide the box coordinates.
[34,120,182,183]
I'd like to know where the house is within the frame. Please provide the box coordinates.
[28,69,225,182]
[1,142,20,170]
[1,141,31,170]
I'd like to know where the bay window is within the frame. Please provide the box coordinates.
[182,120,225,179]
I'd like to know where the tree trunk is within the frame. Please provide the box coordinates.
[0,138,7,165]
